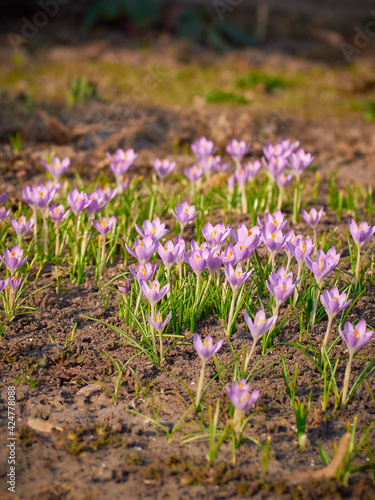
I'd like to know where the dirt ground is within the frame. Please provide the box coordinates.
[0,35,375,499]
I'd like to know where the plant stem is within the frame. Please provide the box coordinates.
[292,262,303,307]
[159,329,164,363]
[313,226,317,256]
[226,288,238,337]
[240,183,247,213]
[244,339,258,373]
[149,303,157,353]
[98,234,106,282]
[277,186,283,211]
[232,407,243,443]
[310,287,321,327]
[321,315,333,357]
[195,273,201,303]
[355,245,361,286]
[42,213,48,255]
[195,360,206,408]
[341,351,354,409]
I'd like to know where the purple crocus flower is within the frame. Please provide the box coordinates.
[171,201,199,232]
[231,223,260,245]
[140,279,170,307]
[289,148,314,177]
[49,203,70,223]
[266,269,299,314]
[125,236,155,265]
[154,158,176,179]
[227,379,259,411]
[200,155,221,173]
[67,189,90,216]
[191,137,217,159]
[146,310,172,333]
[0,245,28,276]
[321,287,352,321]
[135,217,167,242]
[261,227,288,258]
[184,165,204,182]
[86,192,107,216]
[42,156,70,179]
[235,167,250,185]
[130,262,157,283]
[202,222,231,248]
[8,275,23,291]
[156,240,181,272]
[262,156,288,179]
[244,310,277,343]
[193,334,223,360]
[348,218,375,248]
[263,140,299,160]
[224,264,253,292]
[117,278,131,296]
[306,247,340,286]
[228,175,236,193]
[0,206,11,223]
[339,319,373,356]
[93,186,118,204]
[0,191,9,204]
[276,172,293,188]
[92,216,115,235]
[107,148,137,176]
[286,236,314,265]
[184,249,207,277]
[0,278,10,293]
[244,160,261,177]
[206,247,223,275]
[221,242,237,266]
[226,139,250,160]
[10,215,35,238]
[24,183,57,210]
[258,210,288,232]
[301,207,324,227]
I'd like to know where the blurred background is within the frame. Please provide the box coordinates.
[0,0,375,187]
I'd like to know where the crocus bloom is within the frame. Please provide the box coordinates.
[171,201,199,232]
[117,278,131,295]
[244,310,277,343]
[320,287,352,321]
[92,186,118,204]
[184,165,204,182]
[221,242,237,266]
[191,137,217,159]
[49,203,70,223]
[202,222,231,248]
[10,215,35,238]
[153,158,176,179]
[306,247,340,286]
[258,210,288,232]
[0,191,9,204]
[42,156,70,178]
[146,310,172,333]
[227,379,260,411]
[156,240,181,272]
[266,270,299,314]
[8,275,23,291]
[140,279,170,307]
[261,228,289,257]
[0,278,9,293]
[184,249,207,277]
[135,217,167,242]
[130,262,157,283]
[245,160,261,177]
[276,172,292,188]
[348,219,375,248]
[0,245,28,276]
[23,183,56,210]
[206,247,223,275]
[235,168,250,185]
[199,155,221,172]
[67,189,90,216]
[227,175,236,193]
[193,334,223,360]
[288,148,314,176]
[301,207,324,227]
[125,236,155,265]
[107,148,137,176]
[262,156,288,179]
[224,264,253,292]
[92,216,115,235]
[263,140,299,160]
[226,139,250,160]
[286,236,314,265]
[339,320,373,356]
[0,206,11,223]
[231,224,260,245]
